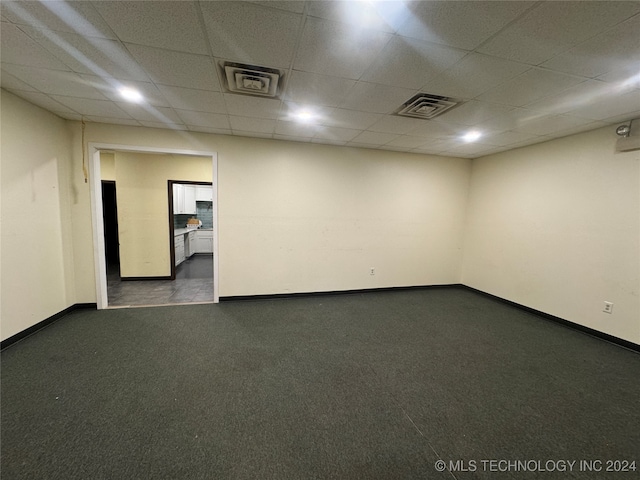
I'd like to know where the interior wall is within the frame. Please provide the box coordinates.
[0,90,75,341]
[462,126,640,344]
[70,122,471,298]
[110,152,212,277]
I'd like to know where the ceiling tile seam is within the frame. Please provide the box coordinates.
[529,11,640,74]
[12,23,81,74]
[271,1,312,136]
[195,0,229,121]
[468,0,545,54]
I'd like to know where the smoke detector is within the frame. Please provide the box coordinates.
[222,62,282,98]
[396,93,460,120]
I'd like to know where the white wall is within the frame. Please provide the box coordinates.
[462,127,640,344]
[69,122,471,298]
[0,90,75,341]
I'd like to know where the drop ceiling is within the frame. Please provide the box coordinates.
[1,0,639,158]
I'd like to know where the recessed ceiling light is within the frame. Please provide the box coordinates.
[292,109,317,123]
[118,87,143,103]
[462,130,482,142]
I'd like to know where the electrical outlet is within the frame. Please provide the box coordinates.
[370,267,375,275]
[603,301,613,314]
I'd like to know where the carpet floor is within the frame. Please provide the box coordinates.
[2,288,638,479]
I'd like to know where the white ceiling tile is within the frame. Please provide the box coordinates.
[52,111,83,121]
[305,1,409,33]
[383,135,431,149]
[406,119,461,138]
[126,44,220,91]
[201,2,301,68]
[539,14,640,79]
[478,1,640,65]
[175,110,230,129]
[397,1,534,50]
[362,36,466,90]
[223,94,282,119]
[340,82,417,114]
[543,121,609,139]
[85,116,141,127]
[80,75,169,107]
[438,101,514,127]
[49,96,131,118]
[523,80,630,115]
[351,131,399,145]
[187,125,233,135]
[368,115,425,135]
[139,121,189,131]
[23,28,150,81]
[233,130,273,139]
[601,112,640,125]
[294,17,392,80]
[116,103,183,123]
[567,89,640,121]
[480,108,543,133]
[313,126,361,142]
[513,114,598,136]
[157,85,226,113]
[422,53,531,99]
[229,116,276,134]
[273,134,313,143]
[444,142,499,156]
[284,71,355,107]
[477,68,585,107]
[1,64,107,99]
[480,130,541,147]
[0,70,38,91]
[597,62,640,90]
[378,145,411,152]
[1,24,71,71]
[92,1,208,55]
[311,138,348,146]
[274,120,321,138]
[1,1,116,39]
[9,91,78,114]
[319,109,382,130]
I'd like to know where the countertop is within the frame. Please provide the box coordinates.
[174,228,212,236]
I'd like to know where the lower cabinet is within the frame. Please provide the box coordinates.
[195,230,213,253]
[175,234,185,266]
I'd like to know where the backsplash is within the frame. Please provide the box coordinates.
[196,201,213,229]
[174,214,192,229]
[173,201,213,229]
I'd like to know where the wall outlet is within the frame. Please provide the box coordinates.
[370,267,375,275]
[603,301,613,314]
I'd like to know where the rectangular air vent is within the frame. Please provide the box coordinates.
[222,62,282,98]
[396,93,459,119]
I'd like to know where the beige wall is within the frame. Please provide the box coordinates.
[1,90,75,340]
[70,122,471,298]
[462,127,640,344]
[109,152,211,277]
[100,152,115,181]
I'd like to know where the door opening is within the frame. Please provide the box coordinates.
[101,180,120,279]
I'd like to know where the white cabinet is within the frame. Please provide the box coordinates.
[195,230,213,253]
[173,184,196,214]
[195,186,213,202]
[174,233,185,266]
[186,231,196,258]
[183,186,196,214]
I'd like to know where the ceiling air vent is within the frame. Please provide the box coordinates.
[396,93,459,120]
[222,62,282,98]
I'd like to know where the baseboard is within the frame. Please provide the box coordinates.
[460,285,640,353]
[0,303,97,351]
[121,276,172,281]
[220,284,461,302]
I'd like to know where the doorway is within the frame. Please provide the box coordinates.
[89,144,219,309]
[101,180,120,278]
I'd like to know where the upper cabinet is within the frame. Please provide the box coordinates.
[173,184,197,215]
[195,185,213,202]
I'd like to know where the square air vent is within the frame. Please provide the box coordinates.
[396,93,459,120]
[222,62,282,98]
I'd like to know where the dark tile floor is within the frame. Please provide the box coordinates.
[107,254,213,307]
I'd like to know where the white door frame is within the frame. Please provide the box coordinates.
[88,142,219,309]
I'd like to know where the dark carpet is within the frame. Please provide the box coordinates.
[2,288,639,479]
